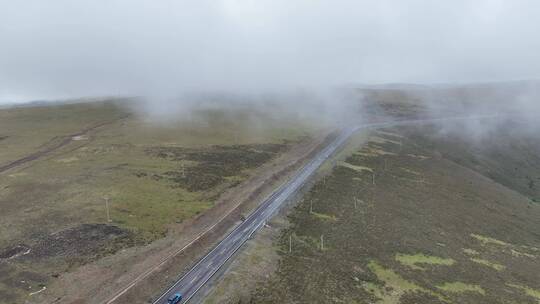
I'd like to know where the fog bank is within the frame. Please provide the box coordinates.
[2,0,540,103]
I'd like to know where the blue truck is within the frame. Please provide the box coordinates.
[167,293,182,304]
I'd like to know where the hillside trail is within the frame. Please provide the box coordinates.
[0,115,129,174]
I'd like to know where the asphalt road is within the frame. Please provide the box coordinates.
[153,115,498,304]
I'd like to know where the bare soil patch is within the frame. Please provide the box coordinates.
[21,224,132,264]
[0,224,133,302]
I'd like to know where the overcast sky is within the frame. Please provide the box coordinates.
[1,0,540,103]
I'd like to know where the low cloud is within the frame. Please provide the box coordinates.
[1,0,540,104]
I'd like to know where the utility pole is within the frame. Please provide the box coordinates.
[289,234,292,253]
[320,234,324,250]
[104,196,111,223]
[354,197,357,209]
[372,172,376,185]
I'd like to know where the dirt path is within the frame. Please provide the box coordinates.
[0,115,128,174]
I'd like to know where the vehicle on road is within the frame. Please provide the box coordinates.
[167,293,182,304]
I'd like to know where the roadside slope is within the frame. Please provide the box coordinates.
[0,100,329,303]
[207,122,540,304]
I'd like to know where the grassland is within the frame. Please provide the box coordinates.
[213,121,540,304]
[436,282,485,295]
[0,99,325,303]
[2,85,538,303]
[404,121,540,203]
[395,253,455,271]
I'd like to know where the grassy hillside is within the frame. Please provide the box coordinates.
[403,121,540,202]
[0,99,323,303]
[246,122,540,304]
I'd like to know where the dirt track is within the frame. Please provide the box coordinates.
[0,115,128,174]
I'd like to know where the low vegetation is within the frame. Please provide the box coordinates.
[248,121,540,304]
[395,253,455,271]
[0,100,321,302]
[366,260,446,304]
[436,282,485,295]
[508,284,540,303]
[469,258,505,271]
[470,234,510,247]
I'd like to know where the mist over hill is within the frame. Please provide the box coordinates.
[2,0,540,104]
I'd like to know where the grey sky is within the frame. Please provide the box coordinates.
[1,0,540,103]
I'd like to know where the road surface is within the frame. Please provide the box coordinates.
[153,116,498,304]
